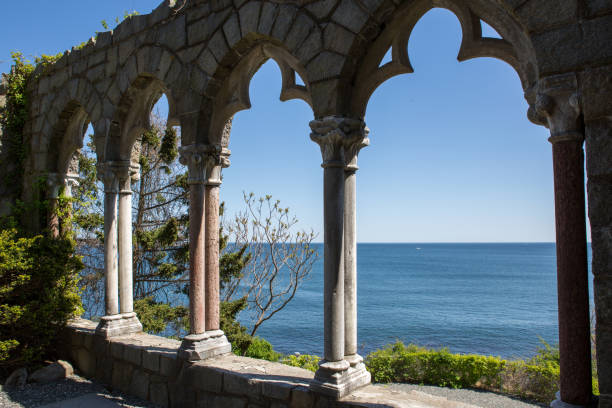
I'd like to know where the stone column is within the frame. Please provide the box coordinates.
[534,74,593,407]
[117,163,143,334]
[96,163,142,338]
[310,117,371,398]
[96,164,120,337]
[46,174,62,238]
[178,145,231,361]
[204,147,230,332]
[344,125,369,369]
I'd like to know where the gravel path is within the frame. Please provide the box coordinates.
[384,383,547,408]
[0,375,160,408]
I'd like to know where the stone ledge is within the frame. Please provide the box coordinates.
[61,319,498,408]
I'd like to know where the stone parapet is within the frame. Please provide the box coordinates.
[62,318,476,408]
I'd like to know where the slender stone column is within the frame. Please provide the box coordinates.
[344,126,369,367]
[204,147,230,331]
[178,144,231,361]
[96,163,142,337]
[46,174,62,238]
[95,165,120,337]
[117,163,143,334]
[534,74,593,407]
[310,117,371,398]
[47,173,80,238]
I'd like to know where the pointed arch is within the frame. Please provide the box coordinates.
[348,0,538,118]
[205,42,313,146]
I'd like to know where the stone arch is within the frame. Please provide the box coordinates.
[39,77,102,173]
[46,101,91,176]
[103,44,195,161]
[204,40,313,146]
[343,0,538,118]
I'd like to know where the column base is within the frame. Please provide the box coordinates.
[550,391,598,408]
[178,330,232,361]
[95,312,143,338]
[310,359,371,399]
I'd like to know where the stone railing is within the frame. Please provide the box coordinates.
[61,319,481,408]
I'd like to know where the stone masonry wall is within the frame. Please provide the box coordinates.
[61,319,482,408]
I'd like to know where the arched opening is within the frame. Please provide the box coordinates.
[214,56,321,353]
[353,8,591,364]
[129,92,191,338]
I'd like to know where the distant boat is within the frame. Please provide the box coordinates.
[416,247,421,250]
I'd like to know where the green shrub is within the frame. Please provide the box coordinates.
[365,341,562,403]
[245,337,281,362]
[366,342,505,388]
[281,354,320,372]
[0,229,83,375]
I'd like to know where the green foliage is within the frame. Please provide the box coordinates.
[220,297,253,355]
[0,229,82,373]
[281,354,320,372]
[245,337,282,362]
[0,52,35,199]
[159,127,178,164]
[134,297,187,337]
[364,341,566,403]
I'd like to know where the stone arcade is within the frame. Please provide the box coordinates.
[1,0,611,406]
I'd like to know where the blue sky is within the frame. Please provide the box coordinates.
[1,1,579,242]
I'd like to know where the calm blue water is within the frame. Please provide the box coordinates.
[241,243,593,359]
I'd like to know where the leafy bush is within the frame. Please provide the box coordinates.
[365,341,562,403]
[0,229,82,375]
[134,297,187,337]
[245,337,281,362]
[281,354,320,372]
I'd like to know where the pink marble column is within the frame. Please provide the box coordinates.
[189,180,207,335]
[178,144,231,361]
[205,184,220,331]
[534,75,593,407]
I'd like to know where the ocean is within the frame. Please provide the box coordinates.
[240,243,593,360]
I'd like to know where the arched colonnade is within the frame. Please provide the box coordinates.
[21,0,612,405]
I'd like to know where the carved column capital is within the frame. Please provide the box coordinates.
[98,162,139,193]
[310,116,369,170]
[533,74,584,144]
[179,144,231,186]
[47,172,80,198]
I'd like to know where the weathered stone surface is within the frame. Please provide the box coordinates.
[76,348,96,377]
[239,2,261,37]
[285,14,315,52]
[587,0,612,17]
[112,361,134,393]
[129,369,150,400]
[323,23,355,55]
[271,5,298,42]
[331,0,369,34]
[142,348,160,372]
[223,14,242,48]
[150,376,169,407]
[291,385,314,408]
[29,361,74,384]
[514,0,577,32]
[258,2,278,36]
[531,25,583,75]
[188,364,223,392]
[4,368,28,387]
[208,29,229,62]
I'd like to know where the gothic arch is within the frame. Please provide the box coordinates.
[346,0,538,118]
[206,41,313,146]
